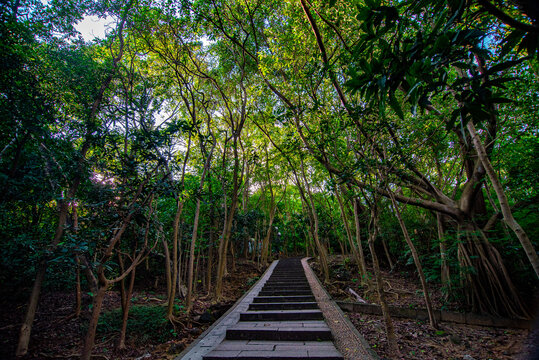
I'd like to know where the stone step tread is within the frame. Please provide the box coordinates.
[253,296,316,303]
[230,320,329,328]
[203,349,343,360]
[258,291,313,296]
[204,340,343,360]
[240,310,324,321]
[226,327,332,341]
[262,287,311,291]
[249,302,319,310]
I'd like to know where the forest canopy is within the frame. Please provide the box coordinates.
[1,0,538,358]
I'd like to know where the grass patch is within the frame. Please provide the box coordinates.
[96,304,175,343]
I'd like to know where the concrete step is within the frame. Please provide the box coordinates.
[253,295,316,303]
[249,302,318,310]
[262,286,311,291]
[259,290,312,296]
[240,310,324,321]
[203,340,343,359]
[226,324,332,341]
[264,282,310,287]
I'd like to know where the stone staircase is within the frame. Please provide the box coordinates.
[202,258,344,359]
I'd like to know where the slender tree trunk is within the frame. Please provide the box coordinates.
[389,193,438,328]
[186,142,213,311]
[467,121,539,278]
[352,199,369,283]
[187,198,202,311]
[381,235,395,270]
[299,158,329,282]
[437,213,451,295]
[367,206,400,357]
[216,134,243,298]
[162,238,172,304]
[261,204,276,265]
[167,201,183,317]
[75,257,82,317]
[73,205,81,318]
[206,244,213,295]
[118,254,136,349]
[335,187,360,268]
[229,238,236,272]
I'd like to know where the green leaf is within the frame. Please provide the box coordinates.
[389,93,404,120]
[490,97,513,104]
[486,58,528,75]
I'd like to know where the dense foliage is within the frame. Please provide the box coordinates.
[1,0,537,358]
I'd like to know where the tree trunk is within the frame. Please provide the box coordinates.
[80,283,108,360]
[299,158,329,282]
[467,121,539,278]
[335,186,361,269]
[367,205,400,357]
[162,238,172,305]
[186,198,202,311]
[167,200,183,317]
[118,255,136,349]
[436,213,451,295]
[381,235,395,270]
[186,142,213,311]
[353,199,369,283]
[16,262,46,356]
[389,192,438,328]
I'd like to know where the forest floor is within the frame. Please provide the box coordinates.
[0,259,264,360]
[311,255,537,360]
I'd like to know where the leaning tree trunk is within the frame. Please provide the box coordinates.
[467,121,539,278]
[366,205,400,357]
[80,281,108,360]
[335,187,362,269]
[118,261,136,349]
[353,198,369,284]
[216,137,242,299]
[389,192,438,329]
[186,141,213,311]
[436,213,451,296]
[299,158,329,282]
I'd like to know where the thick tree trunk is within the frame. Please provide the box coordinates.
[80,283,107,360]
[467,121,539,278]
[16,262,46,356]
[17,198,70,356]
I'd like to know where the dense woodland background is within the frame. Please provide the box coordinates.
[1,0,538,359]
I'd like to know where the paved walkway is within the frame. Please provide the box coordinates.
[177,258,376,360]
